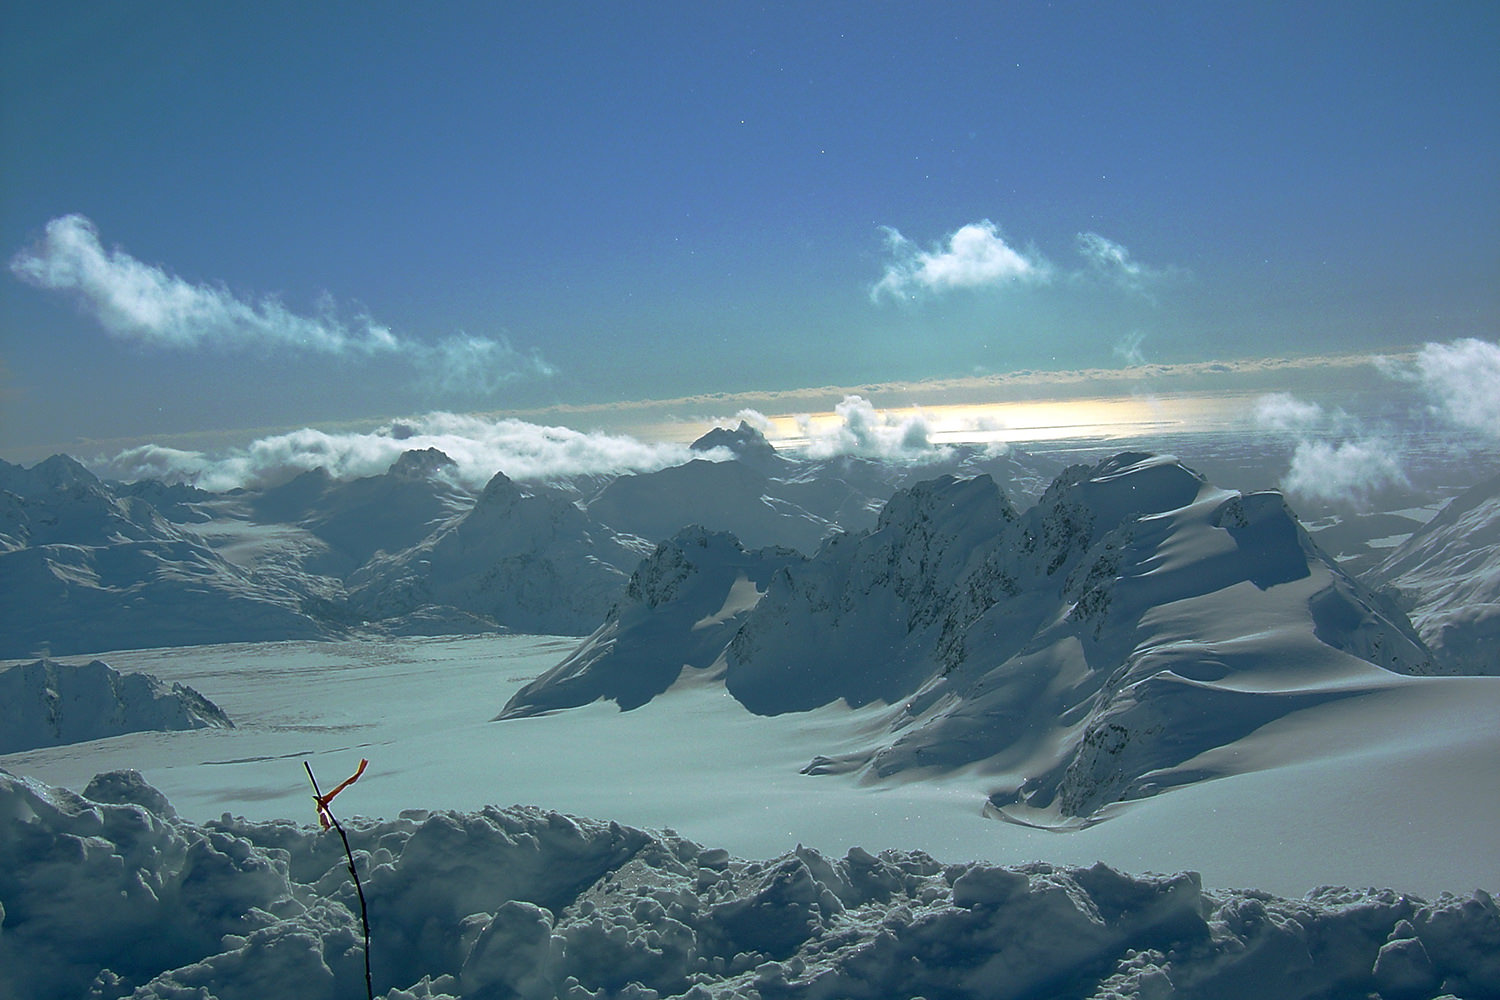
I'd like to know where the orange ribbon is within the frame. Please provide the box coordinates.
[313,758,368,830]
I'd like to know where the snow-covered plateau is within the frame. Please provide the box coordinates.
[2,435,1499,998]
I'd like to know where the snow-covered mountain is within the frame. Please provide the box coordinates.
[0,659,231,753]
[0,435,1063,657]
[501,527,806,716]
[504,453,1438,823]
[0,456,331,658]
[1373,471,1500,675]
[583,421,1061,554]
[4,766,1497,1000]
[346,469,654,635]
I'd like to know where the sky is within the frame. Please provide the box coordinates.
[1,1,1498,472]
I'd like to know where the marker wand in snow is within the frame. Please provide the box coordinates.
[305,759,373,1000]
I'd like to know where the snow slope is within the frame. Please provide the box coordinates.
[1374,471,1500,675]
[507,453,1438,823]
[0,659,231,753]
[3,766,1497,1000]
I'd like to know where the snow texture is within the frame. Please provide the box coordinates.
[2,767,1496,1000]
[506,454,1440,822]
[0,659,232,753]
[1375,471,1500,675]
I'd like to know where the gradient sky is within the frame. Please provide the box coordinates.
[2,1,1497,462]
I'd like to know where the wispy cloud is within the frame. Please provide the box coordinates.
[1112,331,1148,366]
[871,220,1049,301]
[1253,392,1333,433]
[1075,232,1180,295]
[92,412,704,491]
[9,214,555,392]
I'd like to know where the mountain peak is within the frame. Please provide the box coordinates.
[389,448,458,480]
[0,454,101,498]
[691,421,778,464]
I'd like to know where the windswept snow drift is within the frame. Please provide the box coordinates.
[2,767,1497,1000]
[0,659,232,753]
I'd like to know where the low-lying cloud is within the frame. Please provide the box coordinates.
[93,413,708,492]
[1280,438,1409,508]
[1254,336,1500,509]
[1384,337,1500,439]
[9,214,555,393]
[798,395,947,462]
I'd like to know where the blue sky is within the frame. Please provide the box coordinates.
[2,1,1497,463]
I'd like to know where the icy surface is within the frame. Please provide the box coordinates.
[0,658,232,753]
[2,767,1498,1000]
[3,635,1495,902]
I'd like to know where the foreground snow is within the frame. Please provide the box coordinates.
[3,767,1497,1000]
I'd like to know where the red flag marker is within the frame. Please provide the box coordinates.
[309,757,367,830]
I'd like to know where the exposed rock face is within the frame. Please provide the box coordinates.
[500,527,805,717]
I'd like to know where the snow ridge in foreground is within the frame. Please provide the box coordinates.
[3,768,1495,1000]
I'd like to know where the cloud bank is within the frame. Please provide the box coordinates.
[9,214,554,393]
[93,413,709,492]
[871,220,1048,301]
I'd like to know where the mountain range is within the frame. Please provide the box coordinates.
[502,452,1472,825]
[0,426,1058,658]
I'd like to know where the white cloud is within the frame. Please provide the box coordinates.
[731,409,775,434]
[9,214,555,392]
[871,220,1048,301]
[1281,438,1409,509]
[797,395,947,462]
[91,412,709,491]
[1399,338,1500,439]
